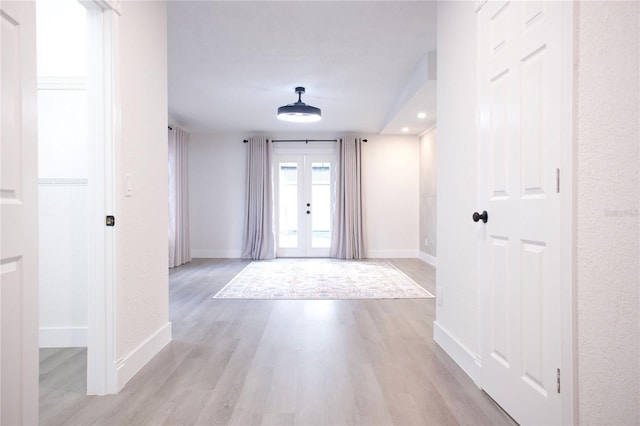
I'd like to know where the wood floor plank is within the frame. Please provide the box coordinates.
[40,258,514,426]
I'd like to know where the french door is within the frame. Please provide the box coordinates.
[274,154,335,257]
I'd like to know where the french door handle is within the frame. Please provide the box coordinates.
[473,211,488,223]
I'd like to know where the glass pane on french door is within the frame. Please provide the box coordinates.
[275,154,334,257]
[278,162,298,248]
[311,162,331,249]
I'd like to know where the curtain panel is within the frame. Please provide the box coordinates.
[330,137,366,259]
[168,126,191,268]
[241,137,276,260]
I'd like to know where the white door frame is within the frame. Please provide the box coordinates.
[558,2,576,423]
[474,1,575,423]
[274,153,335,257]
[273,143,336,258]
[82,0,121,395]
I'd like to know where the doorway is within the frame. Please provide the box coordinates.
[36,0,119,396]
[274,153,335,257]
[36,0,89,369]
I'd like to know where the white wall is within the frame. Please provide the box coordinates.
[362,135,419,258]
[189,133,420,258]
[36,0,87,78]
[576,2,639,424]
[36,0,89,348]
[116,1,170,371]
[433,0,480,378]
[419,128,437,264]
[190,133,247,258]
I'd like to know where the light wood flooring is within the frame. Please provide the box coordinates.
[40,258,513,425]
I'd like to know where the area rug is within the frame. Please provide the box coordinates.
[212,259,435,300]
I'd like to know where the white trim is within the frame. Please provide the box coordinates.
[273,152,335,258]
[38,177,88,185]
[366,250,419,259]
[191,249,243,259]
[418,251,437,267]
[475,0,488,13]
[115,322,171,392]
[272,142,337,156]
[85,4,119,396]
[418,124,437,138]
[80,0,121,15]
[560,1,576,423]
[37,76,87,90]
[433,321,482,386]
[39,327,88,348]
[191,249,424,260]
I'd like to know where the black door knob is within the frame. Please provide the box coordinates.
[306,203,311,207]
[306,210,311,214]
[473,211,488,223]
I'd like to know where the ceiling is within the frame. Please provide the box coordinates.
[167,1,437,135]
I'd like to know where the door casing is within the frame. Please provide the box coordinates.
[273,143,336,258]
[84,0,120,395]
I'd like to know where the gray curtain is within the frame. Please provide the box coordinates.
[168,126,191,268]
[241,137,276,259]
[330,137,365,259]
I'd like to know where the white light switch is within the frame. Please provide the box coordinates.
[125,173,133,197]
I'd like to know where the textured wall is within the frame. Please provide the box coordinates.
[419,128,437,257]
[117,1,169,359]
[576,2,640,424]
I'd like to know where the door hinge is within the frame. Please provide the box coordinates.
[556,168,560,193]
[106,215,115,227]
[557,368,561,394]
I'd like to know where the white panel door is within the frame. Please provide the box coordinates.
[477,1,564,424]
[1,1,39,424]
[275,154,334,257]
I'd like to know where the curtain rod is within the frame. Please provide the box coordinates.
[242,138,368,143]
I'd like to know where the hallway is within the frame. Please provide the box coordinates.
[40,259,512,425]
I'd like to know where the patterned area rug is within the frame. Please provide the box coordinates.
[212,259,435,300]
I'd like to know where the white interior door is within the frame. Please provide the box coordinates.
[477,1,565,424]
[1,1,39,423]
[275,154,334,257]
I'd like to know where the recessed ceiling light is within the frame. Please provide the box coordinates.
[417,112,427,119]
[402,127,409,132]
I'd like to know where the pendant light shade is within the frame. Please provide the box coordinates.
[277,87,321,122]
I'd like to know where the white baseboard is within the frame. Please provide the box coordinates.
[191,249,242,258]
[192,249,423,259]
[39,326,88,348]
[367,250,419,258]
[115,322,172,391]
[418,251,437,267]
[433,321,481,386]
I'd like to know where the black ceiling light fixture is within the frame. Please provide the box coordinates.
[277,86,321,123]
